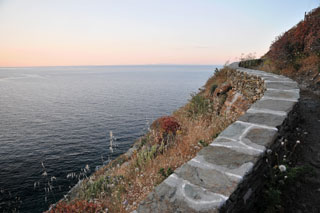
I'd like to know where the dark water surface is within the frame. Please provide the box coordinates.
[0,65,217,212]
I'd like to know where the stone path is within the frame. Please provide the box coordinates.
[136,64,300,213]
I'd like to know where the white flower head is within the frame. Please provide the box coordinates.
[267,149,272,155]
[281,142,285,146]
[296,140,300,144]
[279,165,286,172]
[85,164,90,171]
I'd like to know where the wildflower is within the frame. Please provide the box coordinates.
[109,131,114,153]
[296,140,300,144]
[281,142,285,146]
[85,164,90,171]
[284,176,288,179]
[266,149,272,155]
[42,171,48,176]
[279,165,286,172]
[283,155,286,158]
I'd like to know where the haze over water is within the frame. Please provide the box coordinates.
[0,65,217,212]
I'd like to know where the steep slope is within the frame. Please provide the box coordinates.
[247,7,320,92]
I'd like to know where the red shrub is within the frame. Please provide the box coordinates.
[159,116,180,134]
[266,7,320,71]
[151,116,181,143]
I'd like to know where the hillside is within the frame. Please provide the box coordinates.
[242,7,320,92]
[48,67,264,212]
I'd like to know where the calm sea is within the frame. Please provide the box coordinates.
[0,65,217,212]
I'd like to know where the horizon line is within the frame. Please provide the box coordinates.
[0,63,224,69]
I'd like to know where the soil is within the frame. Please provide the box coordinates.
[252,89,320,213]
[282,90,320,213]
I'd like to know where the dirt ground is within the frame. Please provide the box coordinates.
[251,89,320,213]
[281,90,320,213]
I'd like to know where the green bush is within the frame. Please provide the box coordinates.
[188,93,212,117]
[210,84,218,96]
[159,167,173,178]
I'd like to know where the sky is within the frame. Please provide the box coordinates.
[0,0,319,67]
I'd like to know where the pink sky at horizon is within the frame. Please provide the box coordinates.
[0,0,318,67]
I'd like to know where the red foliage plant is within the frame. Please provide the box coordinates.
[151,116,181,143]
[267,7,320,70]
[159,116,180,134]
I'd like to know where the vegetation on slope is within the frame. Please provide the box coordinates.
[48,67,264,212]
[241,7,320,91]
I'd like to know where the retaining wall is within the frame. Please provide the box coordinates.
[136,63,300,212]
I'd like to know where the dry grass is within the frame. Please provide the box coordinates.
[250,7,320,90]
[50,67,264,212]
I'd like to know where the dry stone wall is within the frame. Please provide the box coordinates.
[136,63,300,213]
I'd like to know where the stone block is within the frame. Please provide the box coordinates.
[242,127,278,147]
[250,99,296,113]
[218,122,249,140]
[198,146,257,170]
[265,81,299,90]
[211,137,264,156]
[175,164,238,197]
[238,112,285,127]
[263,90,300,100]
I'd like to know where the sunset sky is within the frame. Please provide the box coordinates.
[0,0,318,67]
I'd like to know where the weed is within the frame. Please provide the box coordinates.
[210,84,218,96]
[198,140,209,147]
[187,93,212,117]
[257,137,315,212]
[136,145,158,168]
[159,167,173,179]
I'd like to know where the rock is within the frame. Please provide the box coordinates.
[220,91,249,115]
[213,82,232,97]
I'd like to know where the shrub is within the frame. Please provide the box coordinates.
[49,200,105,213]
[239,59,263,69]
[198,140,209,147]
[136,145,158,168]
[210,84,218,96]
[151,116,181,144]
[187,93,212,117]
[159,167,173,179]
